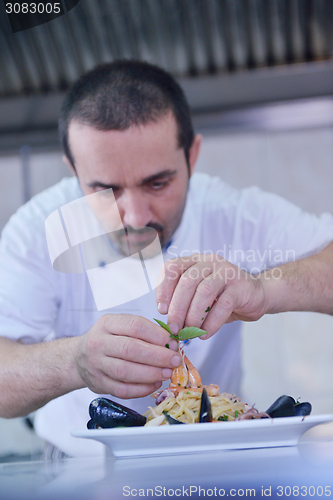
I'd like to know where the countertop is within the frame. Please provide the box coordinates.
[1,423,333,500]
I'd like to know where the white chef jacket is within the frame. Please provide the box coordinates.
[0,172,332,456]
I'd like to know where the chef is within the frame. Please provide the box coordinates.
[0,60,332,457]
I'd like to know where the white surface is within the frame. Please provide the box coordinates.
[72,414,333,459]
[0,416,44,458]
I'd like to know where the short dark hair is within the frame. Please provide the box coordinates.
[59,60,194,168]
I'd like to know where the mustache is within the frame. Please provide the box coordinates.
[108,223,164,256]
[123,223,164,235]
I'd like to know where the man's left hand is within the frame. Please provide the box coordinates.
[156,254,269,339]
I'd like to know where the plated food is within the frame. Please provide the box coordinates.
[87,348,312,429]
[144,348,258,425]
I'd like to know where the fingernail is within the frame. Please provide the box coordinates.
[162,368,172,378]
[158,302,168,314]
[200,334,208,340]
[168,323,179,335]
[171,355,182,367]
[169,339,178,351]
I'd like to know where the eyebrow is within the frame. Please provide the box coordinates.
[87,169,177,190]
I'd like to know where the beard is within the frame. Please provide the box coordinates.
[108,223,165,258]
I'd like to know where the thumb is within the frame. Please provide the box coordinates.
[201,288,238,339]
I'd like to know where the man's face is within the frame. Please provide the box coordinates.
[66,113,201,256]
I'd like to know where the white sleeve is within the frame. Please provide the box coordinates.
[0,203,60,344]
[200,176,333,272]
[232,186,333,270]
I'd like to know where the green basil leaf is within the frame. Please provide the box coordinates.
[178,326,207,340]
[153,318,171,334]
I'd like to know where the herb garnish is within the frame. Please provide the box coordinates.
[154,319,208,341]
[178,326,208,340]
[218,415,228,421]
[235,410,239,418]
[205,306,210,312]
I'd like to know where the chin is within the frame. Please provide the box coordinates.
[120,232,166,258]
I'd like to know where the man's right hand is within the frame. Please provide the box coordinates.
[75,314,182,399]
[0,315,181,418]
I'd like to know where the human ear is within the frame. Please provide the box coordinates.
[62,155,76,176]
[188,134,202,177]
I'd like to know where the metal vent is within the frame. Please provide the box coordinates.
[0,0,333,98]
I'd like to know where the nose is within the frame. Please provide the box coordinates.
[118,189,152,228]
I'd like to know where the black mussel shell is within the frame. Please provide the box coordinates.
[266,395,296,418]
[199,388,213,423]
[294,402,312,416]
[88,397,146,429]
[163,412,185,425]
[87,419,99,429]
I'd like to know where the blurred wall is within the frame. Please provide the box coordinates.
[196,127,333,215]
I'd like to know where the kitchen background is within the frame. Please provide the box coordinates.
[0,0,333,460]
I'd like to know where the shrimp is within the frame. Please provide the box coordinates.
[169,347,202,388]
[168,347,220,398]
[152,347,220,403]
[184,355,202,388]
[170,348,189,388]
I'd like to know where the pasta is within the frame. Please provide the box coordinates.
[144,389,248,425]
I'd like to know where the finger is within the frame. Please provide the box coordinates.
[100,357,174,384]
[96,374,162,400]
[155,255,202,315]
[201,287,240,339]
[103,335,182,369]
[102,314,176,348]
[167,263,212,332]
[185,272,225,327]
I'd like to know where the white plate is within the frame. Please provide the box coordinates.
[72,414,333,459]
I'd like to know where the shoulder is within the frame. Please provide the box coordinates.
[189,172,307,216]
[3,177,80,231]
[189,172,235,202]
[187,172,237,219]
[188,174,333,250]
[189,172,278,218]
[19,176,81,219]
[1,177,81,250]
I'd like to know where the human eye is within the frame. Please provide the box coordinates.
[149,179,169,190]
[95,186,119,195]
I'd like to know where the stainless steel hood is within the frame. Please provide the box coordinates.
[0,0,333,151]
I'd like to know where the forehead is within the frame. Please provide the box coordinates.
[68,112,181,182]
